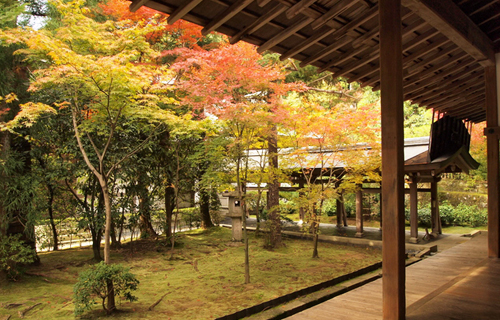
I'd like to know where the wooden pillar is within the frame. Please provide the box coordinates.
[336,196,342,228]
[430,179,439,235]
[299,179,305,221]
[341,193,347,226]
[409,176,419,243]
[485,57,500,258]
[355,187,364,237]
[380,0,406,318]
[379,184,383,230]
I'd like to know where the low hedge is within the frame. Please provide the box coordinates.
[405,202,487,228]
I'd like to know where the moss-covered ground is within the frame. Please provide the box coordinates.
[0,227,382,319]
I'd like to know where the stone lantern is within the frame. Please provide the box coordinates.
[222,191,243,241]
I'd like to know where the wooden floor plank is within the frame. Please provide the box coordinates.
[287,233,497,320]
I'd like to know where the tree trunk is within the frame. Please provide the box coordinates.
[199,189,214,229]
[266,128,282,248]
[47,184,59,251]
[98,177,117,313]
[312,215,319,259]
[110,220,119,249]
[138,175,157,239]
[164,186,174,240]
[90,227,102,261]
[106,279,115,314]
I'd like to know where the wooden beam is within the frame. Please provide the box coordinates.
[380,0,406,319]
[355,187,364,238]
[485,60,500,258]
[400,58,477,95]
[402,52,468,86]
[279,5,379,61]
[402,36,450,65]
[167,0,204,24]
[409,176,419,243]
[428,88,484,109]
[286,0,317,19]
[256,0,272,7]
[415,75,484,106]
[310,0,360,30]
[320,12,418,73]
[405,46,460,77]
[229,3,287,44]
[402,0,495,66]
[202,0,254,36]
[348,28,440,85]
[299,34,353,67]
[406,66,481,101]
[129,0,150,12]
[258,16,314,54]
[351,26,380,48]
[430,179,440,234]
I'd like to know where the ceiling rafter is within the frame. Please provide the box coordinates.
[408,70,483,102]
[229,3,288,44]
[257,16,315,53]
[201,0,254,35]
[166,0,204,24]
[279,4,379,60]
[403,59,479,95]
[131,0,498,122]
[402,0,495,66]
[310,0,361,30]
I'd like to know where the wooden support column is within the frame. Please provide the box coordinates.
[341,193,348,227]
[380,0,406,319]
[355,187,364,237]
[379,183,383,230]
[409,176,419,243]
[336,196,342,228]
[430,179,440,235]
[299,179,305,221]
[485,55,500,258]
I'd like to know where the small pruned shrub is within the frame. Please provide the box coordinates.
[73,262,139,316]
[0,234,37,281]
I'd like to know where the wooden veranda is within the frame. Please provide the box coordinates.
[287,232,500,320]
[129,0,500,318]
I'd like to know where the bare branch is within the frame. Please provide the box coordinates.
[304,87,358,101]
[72,105,101,180]
[106,125,166,177]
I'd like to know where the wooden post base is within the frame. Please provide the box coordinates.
[409,237,419,244]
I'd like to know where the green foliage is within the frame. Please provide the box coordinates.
[180,207,201,229]
[405,202,487,228]
[323,199,336,217]
[0,233,36,280]
[73,261,139,315]
[278,198,296,215]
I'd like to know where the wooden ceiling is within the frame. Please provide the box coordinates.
[130,0,500,123]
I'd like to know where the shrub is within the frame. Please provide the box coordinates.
[405,202,488,228]
[181,207,201,229]
[73,262,139,316]
[323,200,336,217]
[0,234,36,281]
[279,198,296,215]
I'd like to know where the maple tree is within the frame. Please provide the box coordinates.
[1,0,181,311]
[280,82,380,258]
[170,41,303,280]
[98,0,203,50]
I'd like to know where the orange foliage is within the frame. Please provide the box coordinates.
[170,42,305,121]
[97,0,202,47]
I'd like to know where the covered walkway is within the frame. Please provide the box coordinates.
[287,232,500,320]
